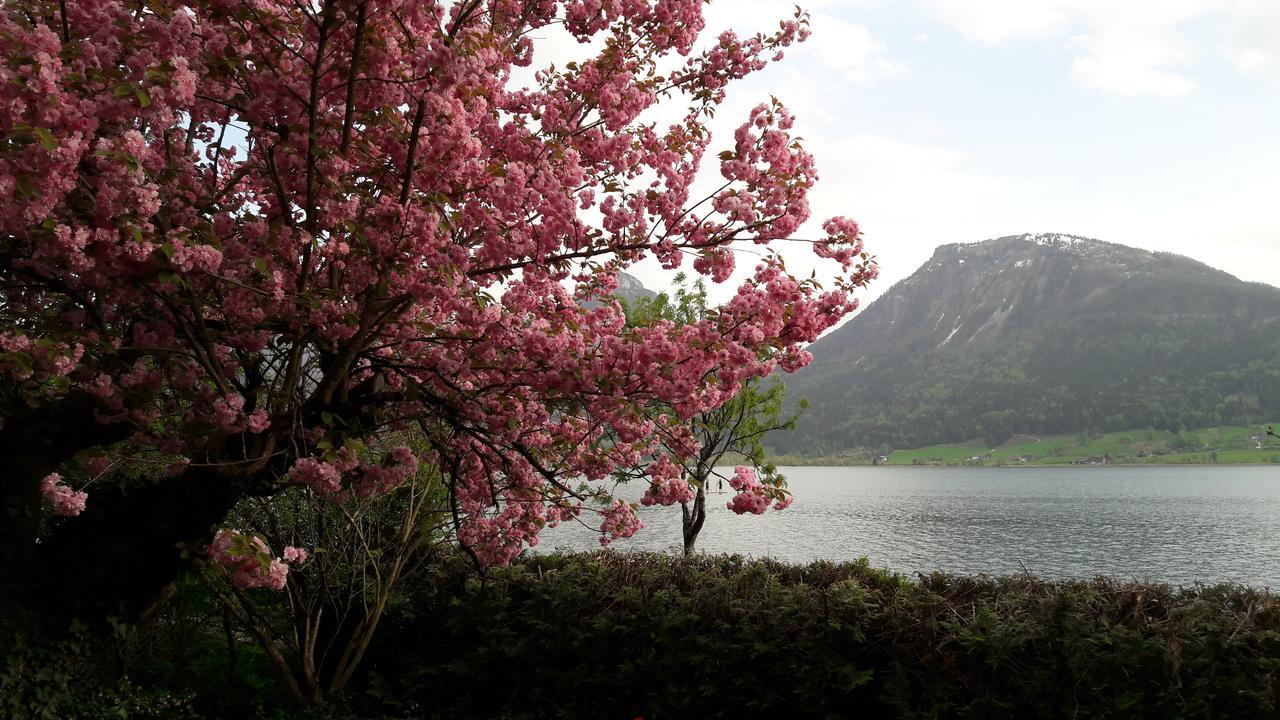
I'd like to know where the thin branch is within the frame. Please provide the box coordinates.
[339,1,370,153]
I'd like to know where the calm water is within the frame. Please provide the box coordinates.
[537,465,1280,587]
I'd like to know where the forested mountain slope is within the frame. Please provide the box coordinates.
[774,234,1280,453]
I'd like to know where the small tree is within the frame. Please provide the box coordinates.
[626,280,803,556]
[199,438,450,707]
[676,379,801,555]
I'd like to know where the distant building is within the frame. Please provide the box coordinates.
[1073,456,1109,465]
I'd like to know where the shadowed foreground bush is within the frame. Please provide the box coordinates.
[9,553,1280,718]
[368,552,1280,720]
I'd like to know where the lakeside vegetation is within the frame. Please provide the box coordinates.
[773,423,1280,466]
[412,553,1280,719]
[12,552,1278,719]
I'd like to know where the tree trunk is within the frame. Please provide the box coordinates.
[681,481,707,557]
[0,392,132,642]
[34,465,243,634]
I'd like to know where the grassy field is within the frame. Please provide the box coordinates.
[882,424,1280,466]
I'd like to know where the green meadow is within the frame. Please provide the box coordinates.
[881,425,1280,466]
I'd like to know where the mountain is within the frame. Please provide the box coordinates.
[772,233,1280,454]
[613,272,657,305]
[581,272,657,310]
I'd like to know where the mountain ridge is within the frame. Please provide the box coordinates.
[774,233,1280,454]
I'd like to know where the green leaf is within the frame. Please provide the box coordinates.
[32,127,56,151]
[13,177,36,199]
[253,258,269,273]
[8,351,34,373]
[135,87,150,108]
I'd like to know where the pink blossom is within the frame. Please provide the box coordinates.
[641,455,695,506]
[288,457,345,496]
[599,500,644,546]
[725,465,772,515]
[40,473,87,517]
[282,546,309,563]
[207,529,297,591]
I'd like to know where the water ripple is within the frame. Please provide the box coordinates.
[537,465,1280,587]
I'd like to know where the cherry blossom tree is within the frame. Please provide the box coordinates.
[0,0,875,636]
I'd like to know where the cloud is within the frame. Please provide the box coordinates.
[932,0,1074,43]
[805,14,908,83]
[702,1,905,84]
[1069,20,1198,96]
[929,0,1221,96]
[804,134,1012,294]
[1225,0,1280,83]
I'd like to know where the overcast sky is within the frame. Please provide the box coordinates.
[579,0,1280,306]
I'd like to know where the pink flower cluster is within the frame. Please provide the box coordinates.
[288,446,418,501]
[207,529,308,591]
[599,499,644,546]
[282,545,308,563]
[211,393,270,434]
[725,465,790,515]
[355,446,419,499]
[40,473,87,517]
[641,456,694,506]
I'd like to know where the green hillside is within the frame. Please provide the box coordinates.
[882,425,1280,466]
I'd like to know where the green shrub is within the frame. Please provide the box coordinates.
[367,553,1280,720]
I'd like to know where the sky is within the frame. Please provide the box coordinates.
[543,0,1280,307]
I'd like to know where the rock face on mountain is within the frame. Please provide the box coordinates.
[613,272,657,306]
[580,272,657,310]
[773,233,1280,454]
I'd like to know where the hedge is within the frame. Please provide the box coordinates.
[365,552,1280,720]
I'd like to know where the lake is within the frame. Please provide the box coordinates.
[536,465,1280,587]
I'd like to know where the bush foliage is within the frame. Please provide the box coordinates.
[376,552,1280,720]
[9,552,1280,719]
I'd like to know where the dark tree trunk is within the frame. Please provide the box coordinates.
[0,392,132,642]
[34,465,243,633]
[681,482,707,557]
[0,388,300,646]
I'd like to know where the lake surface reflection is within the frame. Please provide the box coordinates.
[537,465,1280,587]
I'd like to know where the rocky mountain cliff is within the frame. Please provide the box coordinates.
[772,233,1280,454]
[613,272,657,306]
[580,271,657,310]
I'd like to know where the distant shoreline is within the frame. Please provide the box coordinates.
[769,425,1280,470]
[771,461,1275,469]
